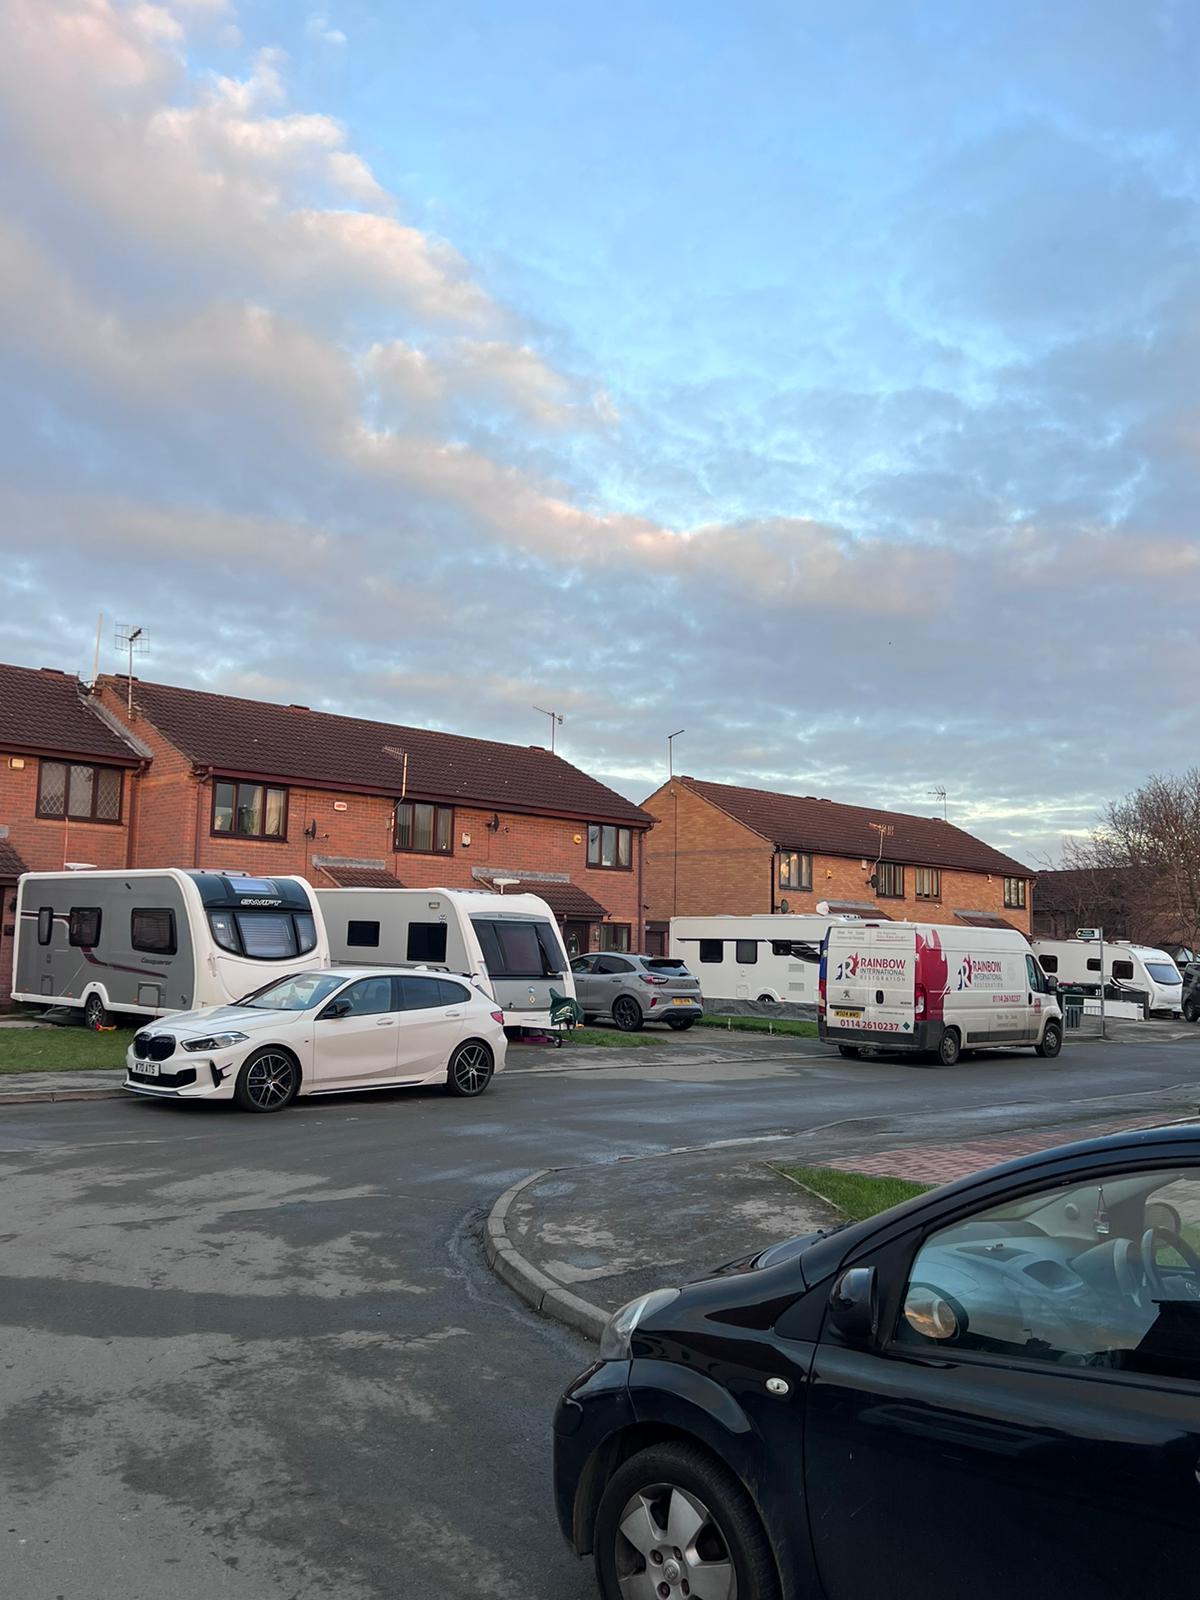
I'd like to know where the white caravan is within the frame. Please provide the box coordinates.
[821,920,1063,1065]
[12,870,328,1025]
[1031,938,1183,1016]
[317,887,575,1028]
[669,914,850,1007]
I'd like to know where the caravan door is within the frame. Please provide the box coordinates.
[470,914,571,1022]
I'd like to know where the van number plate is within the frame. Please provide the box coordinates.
[833,1007,863,1019]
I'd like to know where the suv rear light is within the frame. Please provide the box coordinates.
[639,974,667,985]
[490,1010,505,1024]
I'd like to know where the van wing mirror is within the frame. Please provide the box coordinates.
[828,1266,879,1342]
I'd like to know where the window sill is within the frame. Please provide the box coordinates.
[35,815,125,827]
[210,833,289,844]
[393,848,455,858]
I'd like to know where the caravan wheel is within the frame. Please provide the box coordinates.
[83,993,112,1030]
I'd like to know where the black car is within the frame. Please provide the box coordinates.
[554,1126,1200,1600]
[1183,960,1200,1022]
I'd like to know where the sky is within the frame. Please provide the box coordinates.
[1,1,1198,869]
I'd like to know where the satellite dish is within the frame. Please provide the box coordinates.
[779,898,790,914]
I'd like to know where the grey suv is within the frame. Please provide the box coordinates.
[569,953,703,1032]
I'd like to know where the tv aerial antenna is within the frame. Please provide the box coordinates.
[929,785,948,820]
[114,624,148,714]
[533,705,563,753]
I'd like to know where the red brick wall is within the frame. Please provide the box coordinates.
[642,780,1032,935]
[92,684,645,949]
[0,756,133,877]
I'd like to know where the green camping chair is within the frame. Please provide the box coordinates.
[548,987,584,1045]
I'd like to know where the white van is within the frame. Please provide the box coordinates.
[1031,938,1182,1017]
[317,886,575,1029]
[670,914,852,1008]
[821,920,1063,1065]
[12,869,329,1026]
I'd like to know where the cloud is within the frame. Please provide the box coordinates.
[305,14,347,48]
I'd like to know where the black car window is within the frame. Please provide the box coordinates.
[571,955,597,974]
[597,956,633,974]
[336,977,395,1016]
[894,1166,1200,1382]
[436,979,470,1005]
[398,975,445,1010]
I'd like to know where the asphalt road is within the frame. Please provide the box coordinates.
[3,1031,1200,1600]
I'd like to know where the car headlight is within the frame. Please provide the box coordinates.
[182,1032,249,1053]
[598,1288,679,1361]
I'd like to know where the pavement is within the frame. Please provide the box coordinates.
[2,1028,1200,1600]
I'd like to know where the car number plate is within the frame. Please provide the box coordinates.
[833,1008,863,1018]
[135,1061,160,1077]
[671,997,693,1006]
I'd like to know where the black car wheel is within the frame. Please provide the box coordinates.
[1035,1021,1063,1058]
[666,1016,696,1031]
[595,1441,780,1600]
[937,1027,962,1067]
[446,1040,494,1096]
[838,1044,861,1058]
[1184,997,1200,1023]
[613,996,644,1032]
[234,1049,299,1112]
[83,993,111,1030]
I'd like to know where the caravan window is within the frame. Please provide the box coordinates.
[735,940,758,964]
[1039,954,1059,973]
[236,912,297,959]
[209,911,239,952]
[472,918,565,979]
[37,907,54,946]
[1112,960,1135,982]
[295,913,318,954]
[131,908,177,955]
[698,940,723,963]
[1146,962,1180,984]
[68,907,102,947]
[407,923,448,963]
[346,920,380,948]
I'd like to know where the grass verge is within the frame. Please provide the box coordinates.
[564,1027,666,1048]
[0,1024,131,1074]
[698,1014,818,1038]
[778,1164,932,1221]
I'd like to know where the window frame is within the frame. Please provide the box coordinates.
[68,906,102,948]
[130,907,178,955]
[36,759,125,825]
[779,851,812,891]
[914,866,941,901]
[1004,877,1027,910]
[598,922,632,953]
[393,799,455,856]
[734,939,759,965]
[587,822,634,872]
[345,919,381,949]
[698,939,723,964]
[876,861,905,899]
[210,779,289,842]
[406,922,449,964]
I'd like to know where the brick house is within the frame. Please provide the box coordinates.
[641,775,1034,944]
[0,662,146,1004]
[88,674,650,957]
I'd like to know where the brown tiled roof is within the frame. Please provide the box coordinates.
[486,878,607,921]
[819,899,891,920]
[954,909,1020,931]
[0,837,29,881]
[675,777,1030,877]
[0,663,141,764]
[316,864,405,889]
[109,676,650,826]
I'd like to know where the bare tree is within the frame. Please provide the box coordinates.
[1061,770,1200,952]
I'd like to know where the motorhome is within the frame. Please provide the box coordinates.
[1030,938,1183,1016]
[316,887,575,1029]
[820,920,1063,1065]
[12,870,328,1025]
[669,914,854,1008]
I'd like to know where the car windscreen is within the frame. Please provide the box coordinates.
[1145,962,1181,984]
[240,973,347,1011]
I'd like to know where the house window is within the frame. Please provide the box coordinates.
[1004,877,1027,909]
[212,780,287,840]
[37,760,123,823]
[68,907,102,947]
[587,823,633,871]
[779,852,812,891]
[698,939,723,963]
[875,862,905,898]
[131,908,177,955]
[915,867,941,901]
[346,920,381,948]
[599,923,631,952]
[394,800,453,855]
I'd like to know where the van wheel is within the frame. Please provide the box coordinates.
[838,1044,861,1059]
[613,997,644,1032]
[234,1049,299,1112]
[447,1041,494,1097]
[937,1027,962,1067]
[83,993,111,1030]
[1036,1021,1063,1058]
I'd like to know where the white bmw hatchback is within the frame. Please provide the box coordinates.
[123,967,507,1112]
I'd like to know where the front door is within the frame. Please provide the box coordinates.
[562,921,591,959]
[313,975,401,1087]
[805,1160,1200,1600]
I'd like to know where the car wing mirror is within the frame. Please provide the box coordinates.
[828,1266,879,1342]
[319,999,351,1019]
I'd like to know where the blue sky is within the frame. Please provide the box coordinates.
[1,0,1198,865]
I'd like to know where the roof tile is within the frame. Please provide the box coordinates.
[0,837,29,880]
[0,663,141,763]
[676,776,1031,877]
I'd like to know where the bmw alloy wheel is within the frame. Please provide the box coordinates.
[238,1050,298,1112]
[448,1041,494,1097]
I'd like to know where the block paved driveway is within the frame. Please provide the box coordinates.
[2,1032,1199,1600]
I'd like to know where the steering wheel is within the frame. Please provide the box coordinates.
[1140,1226,1200,1301]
